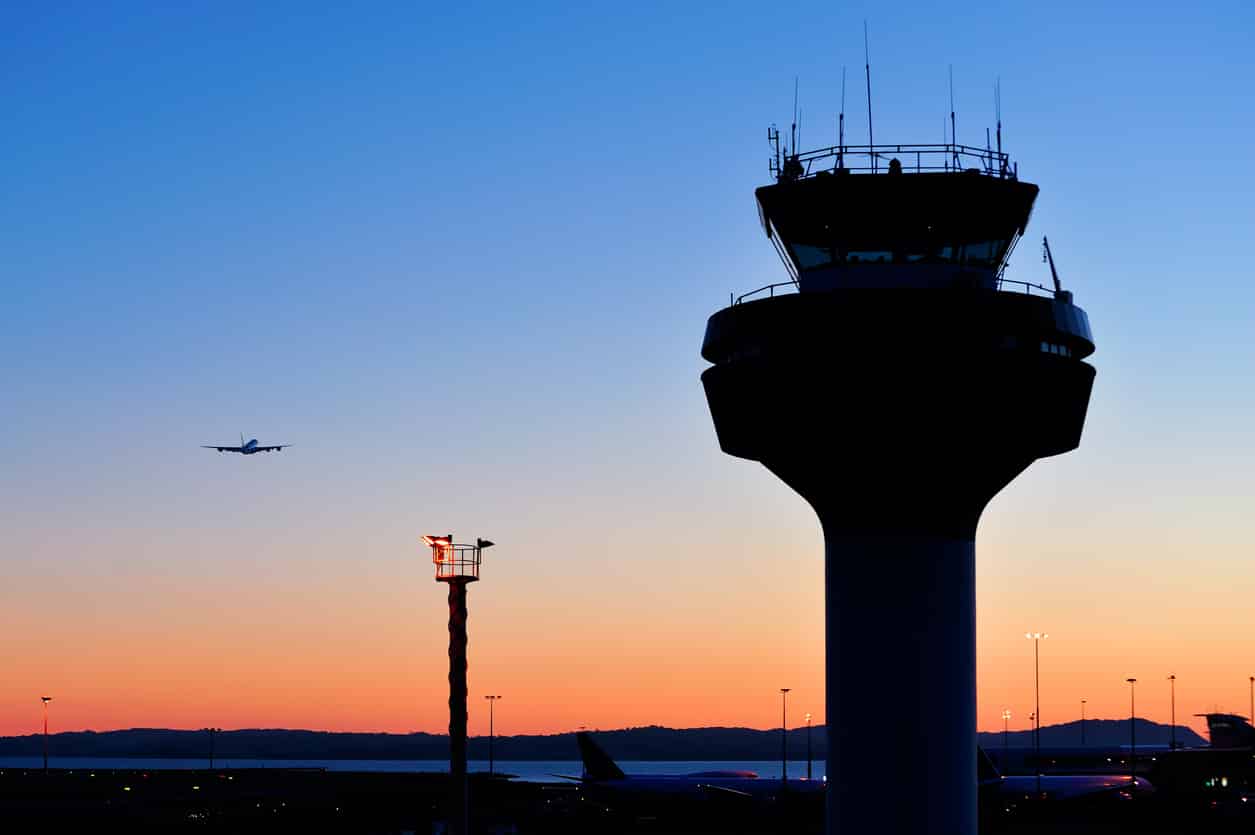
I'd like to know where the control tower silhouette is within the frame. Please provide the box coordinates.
[701,134,1095,833]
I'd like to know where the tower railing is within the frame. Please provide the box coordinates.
[771,142,1015,182]
[730,276,1058,306]
[733,281,799,305]
[430,541,483,581]
[993,278,1057,299]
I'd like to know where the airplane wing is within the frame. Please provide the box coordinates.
[202,446,243,452]
[252,445,290,452]
[698,784,754,798]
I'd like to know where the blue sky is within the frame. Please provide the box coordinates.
[3,1,1254,734]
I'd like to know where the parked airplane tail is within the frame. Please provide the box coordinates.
[576,732,626,781]
[1198,713,1255,749]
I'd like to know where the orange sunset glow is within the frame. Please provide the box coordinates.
[5,446,1250,744]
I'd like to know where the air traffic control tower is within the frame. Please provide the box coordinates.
[701,136,1095,833]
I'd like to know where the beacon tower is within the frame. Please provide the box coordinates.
[423,533,494,835]
[701,137,1095,833]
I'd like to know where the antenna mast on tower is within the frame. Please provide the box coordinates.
[838,66,846,170]
[996,78,1005,176]
[864,21,875,172]
[949,65,959,169]
[792,77,799,157]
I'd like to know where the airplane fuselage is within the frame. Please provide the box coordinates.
[201,437,287,454]
[582,774,824,799]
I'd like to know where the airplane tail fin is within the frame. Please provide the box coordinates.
[241,432,245,447]
[576,731,626,781]
[1200,713,1255,749]
[977,746,1001,782]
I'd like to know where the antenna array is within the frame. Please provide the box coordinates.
[765,33,1017,182]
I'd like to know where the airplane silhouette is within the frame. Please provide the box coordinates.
[201,434,290,455]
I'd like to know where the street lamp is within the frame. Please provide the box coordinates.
[1081,699,1087,746]
[780,689,791,784]
[40,697,52,774]
[202,727,222,769]
[1025,632,1048,795]
[1127,678,1137,784]
[1167,676,1176,752]
[484,696,501,778]
[1001,710,1012,763]
[1249,676,1253,723]
[805,712,813,781]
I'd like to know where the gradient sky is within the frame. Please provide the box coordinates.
[3,1,1253,741]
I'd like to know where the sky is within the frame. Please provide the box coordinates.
[2,1,1254,741]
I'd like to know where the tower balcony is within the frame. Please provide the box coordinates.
[423,535,486,583]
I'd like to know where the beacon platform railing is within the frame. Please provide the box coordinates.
[770,142,1016,182]
[432,543,482,581]
[729,277,1057,306]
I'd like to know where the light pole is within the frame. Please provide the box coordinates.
[1001,710,1011,764]
[780,688,791,784]
[40,697,52,774]
[202,727,221,769]
[805,712,813,781]
[1168,675,1176,751]
[1127,678,1137,785]
[484,696,501,778]
[1081,699,1087,745]
[1025,632,1047,795]
[1248,676,1253,723]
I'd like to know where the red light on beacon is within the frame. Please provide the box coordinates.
[422,534,454,562]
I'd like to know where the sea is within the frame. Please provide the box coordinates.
[0,758,824,783]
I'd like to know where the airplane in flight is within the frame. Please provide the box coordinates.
[201,434,290,455]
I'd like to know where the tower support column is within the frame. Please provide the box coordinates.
[447,577,470,835]
[823,532,976,835]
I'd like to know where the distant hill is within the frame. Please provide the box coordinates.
[976,718,1206,749]
[0,720,1206,761]
[0,726,819,761]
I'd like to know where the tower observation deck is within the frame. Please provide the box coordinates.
[701,140,1095,834]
